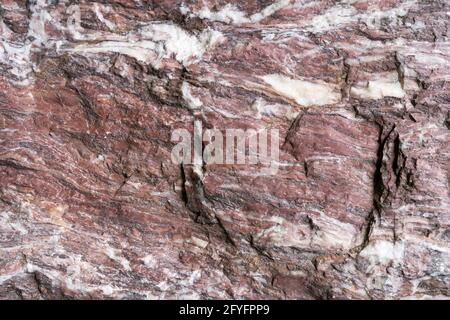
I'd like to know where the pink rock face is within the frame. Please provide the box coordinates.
[0,0,449,299]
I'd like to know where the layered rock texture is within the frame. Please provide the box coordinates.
[0,0,449,299]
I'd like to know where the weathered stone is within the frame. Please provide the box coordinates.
[0,0,449,299]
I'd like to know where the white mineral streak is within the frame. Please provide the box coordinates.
[93,3,116,31]
[1,22,29,85]
[3,1,224,77]
[181,0,291,24]
[66,24,224,68]
[190,236,209,248]
[359,240,405,264]
[261,74,341,106]
[142,255,157,268]
[181,81,203,109]
[351,72,406,99]
[0,0,60,85]
[0,41,32,85]
[411,52,450,67]
[105,246,132,271]
[254,214,357,250]
[251,98,293,119]
[303,0,417,33]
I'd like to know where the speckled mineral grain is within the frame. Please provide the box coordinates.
[0,0,449,299]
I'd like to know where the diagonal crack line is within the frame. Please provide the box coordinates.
[352,123,396,254]
[373,123,396,216]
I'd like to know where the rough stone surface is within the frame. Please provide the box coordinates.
[0,0,449,299]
